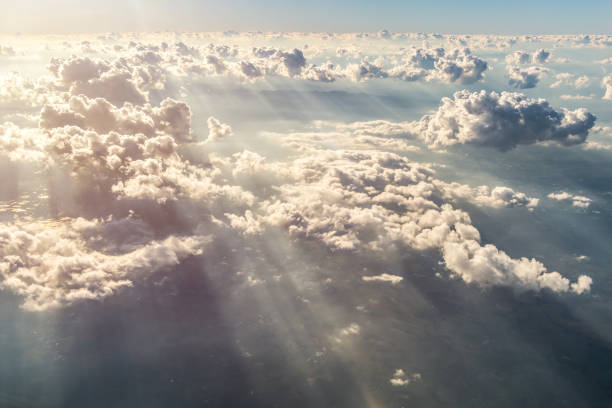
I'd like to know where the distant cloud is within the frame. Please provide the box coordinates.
[507,65,549,89]
[551,73,590,89]
[362,273,403,285]
[602,75,612,100]
[206,116,233,142]
[390,369,421,386]
[505,48,551,65]
[435,182,539,208]
[548,191,592,208]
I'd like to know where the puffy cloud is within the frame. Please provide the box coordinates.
[0,37,599,312]
[414,90,596,151]
[0,123,48,162]
[505,49,551,65]
[602,75,612,100]
[550,73,574,88]
[175,45,486,84]
[547,192,592,208]
[505,51,531,65]
[206,116,233,142]
[388,48,488,84]
[276,48,307,76]
[179,47,311,81]
[40,95,192,142]
[571,275,593,295]
[443,240,591,294]
[551,73,590,89]
[434,182,539,208]
[533,48,551,64]
[390,369,421,386]
[507,65,549,89]
[348,60,389,81]
[224,146,588,295]
[0,45,16,57]
[47,55,165,105]
[0,73,61,108]
[574,75,590,89]
[0,217,206,311]
[2,103,251,213]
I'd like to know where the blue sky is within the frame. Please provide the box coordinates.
[2,0,612,34]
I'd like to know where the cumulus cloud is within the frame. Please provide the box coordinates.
[505,49,551,65]
[602,75,612,100]
[224,146,589,295]
[547,192,592,208]
[0,72,61,109]
[0,217,206,311]
[507,65,549,89]
[505,51,531,65]
[176,45,486,84]
[571,275,593,295]
[47,55,165,105]
[387,47,488,84]
[435,182,539,208]
[551,73,590,89]
[414,90,596,151]
[206,116,233,142]
[533,48,551,64]
[574,75,590,89]
[390,369,421,386]
[0,37,597,312]
[443,240,591,294]
[1,103,252,214]
[40,94,192,142]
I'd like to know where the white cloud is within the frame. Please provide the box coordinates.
[362,273,403,285]
[390,369,421,386]
[225,146,589,295]
[507,65,549,89]
[0,37,599,312]
[40,95,192,142]
[389,47,488,84]
[560,94,592,100]
[443,240,590,294]
[602,75,612,100]
[533,48,551,64]
[47,55,165,105]
[505,49,550,65]
[206,116,233,142]
[415,90,596,151]
[547,192,592,208]
[435,182,539,208]
[551,73,590,89]
[0,217,206,311]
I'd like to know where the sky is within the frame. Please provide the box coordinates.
[2,0,612,34]
[1,4,612,408]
